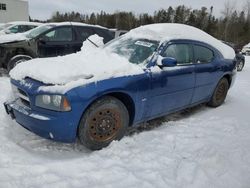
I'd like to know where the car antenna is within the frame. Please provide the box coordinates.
[87,38,99,48]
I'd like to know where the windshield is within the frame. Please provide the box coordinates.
[0,23,13,31]
[105,37,159,64]
[26,24,54,38]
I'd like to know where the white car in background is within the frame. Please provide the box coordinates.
[241,42,250,55]
[0,21,41,35]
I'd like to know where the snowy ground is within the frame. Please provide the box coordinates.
[0,58,250,188]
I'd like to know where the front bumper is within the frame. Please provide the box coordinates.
[4,99,77,143]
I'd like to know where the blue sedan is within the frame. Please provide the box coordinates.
[4,24,236,150]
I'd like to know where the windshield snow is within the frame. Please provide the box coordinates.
[105,37,159,64]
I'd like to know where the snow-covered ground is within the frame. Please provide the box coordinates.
[0,58,250,188]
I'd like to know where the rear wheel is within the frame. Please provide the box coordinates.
[78,96,129,150]
[237,60,244,71]
[208,78,229,107]
[7,55,32,73]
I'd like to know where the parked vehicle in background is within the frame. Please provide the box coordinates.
[109,29,128,38]
[0,21,41,35]
[4,23,236,150]
[241,43,250,55]
[222,41,245,71]
[0,22,114,72]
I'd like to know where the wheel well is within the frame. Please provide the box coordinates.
[223,74,232,87]
[108,92,135,126]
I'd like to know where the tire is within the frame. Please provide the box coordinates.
[208,78,229,107]
[7,55,32,73]
[78,96,129,150]
[237,61,244,71]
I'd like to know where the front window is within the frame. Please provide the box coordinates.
[26,25,55,39]
[105,37,159,64]
[163,44,193,65]
[41,27,73,42]
[8,25,19,33]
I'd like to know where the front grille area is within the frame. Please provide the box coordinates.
[12,85,31,107]
[18,88,30,107]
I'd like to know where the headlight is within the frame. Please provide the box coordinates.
[35,95,71,111]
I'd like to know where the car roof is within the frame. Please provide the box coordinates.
[124,23,235,60]
[44,22,108,30]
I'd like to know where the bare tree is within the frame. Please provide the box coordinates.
[243,0,250,22]
[221,0,236,40]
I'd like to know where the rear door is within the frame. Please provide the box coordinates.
[191,44,221,103]
[37,26,75,57]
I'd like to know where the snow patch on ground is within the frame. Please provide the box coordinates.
[1,58,250,188]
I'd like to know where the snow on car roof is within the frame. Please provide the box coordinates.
[243,43,250,48]
[7,21,41,26]
[125,23,235,59]
[45,22,108,29]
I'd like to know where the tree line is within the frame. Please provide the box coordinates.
[31,2,250,48]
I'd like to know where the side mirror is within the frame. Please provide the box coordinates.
[38,38,46,44]
[161,57,177,67]
[5,30,11,34]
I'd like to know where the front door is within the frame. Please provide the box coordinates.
[146,43,196,118]
[37,26,74,57]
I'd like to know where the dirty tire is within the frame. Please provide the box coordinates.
[78,96,129,150]
[237,61,244,71]
[7,55,32,73]
[208,78,229,107]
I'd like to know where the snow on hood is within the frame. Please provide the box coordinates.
[0,33,27,44]
[125,23,235,59]
[10,35,144,93]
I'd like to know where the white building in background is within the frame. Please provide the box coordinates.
[0,0,29,23]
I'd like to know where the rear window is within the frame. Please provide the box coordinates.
[76,27,94,41]
[194,45,214,63]
[94,28,114,43]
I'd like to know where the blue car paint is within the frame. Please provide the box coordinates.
[4,39,237,142]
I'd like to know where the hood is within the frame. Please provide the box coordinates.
[0,33,28,44]
[9,35,143,93]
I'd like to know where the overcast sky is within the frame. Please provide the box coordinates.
[27,0,246,20]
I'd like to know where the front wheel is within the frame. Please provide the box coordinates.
[78,96,129,150]
[208,78,229,107]
[237,61,244,71]
[7,55,32,73]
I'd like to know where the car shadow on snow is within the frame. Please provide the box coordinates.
[127,103,207,136]
[5,102,208,158]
